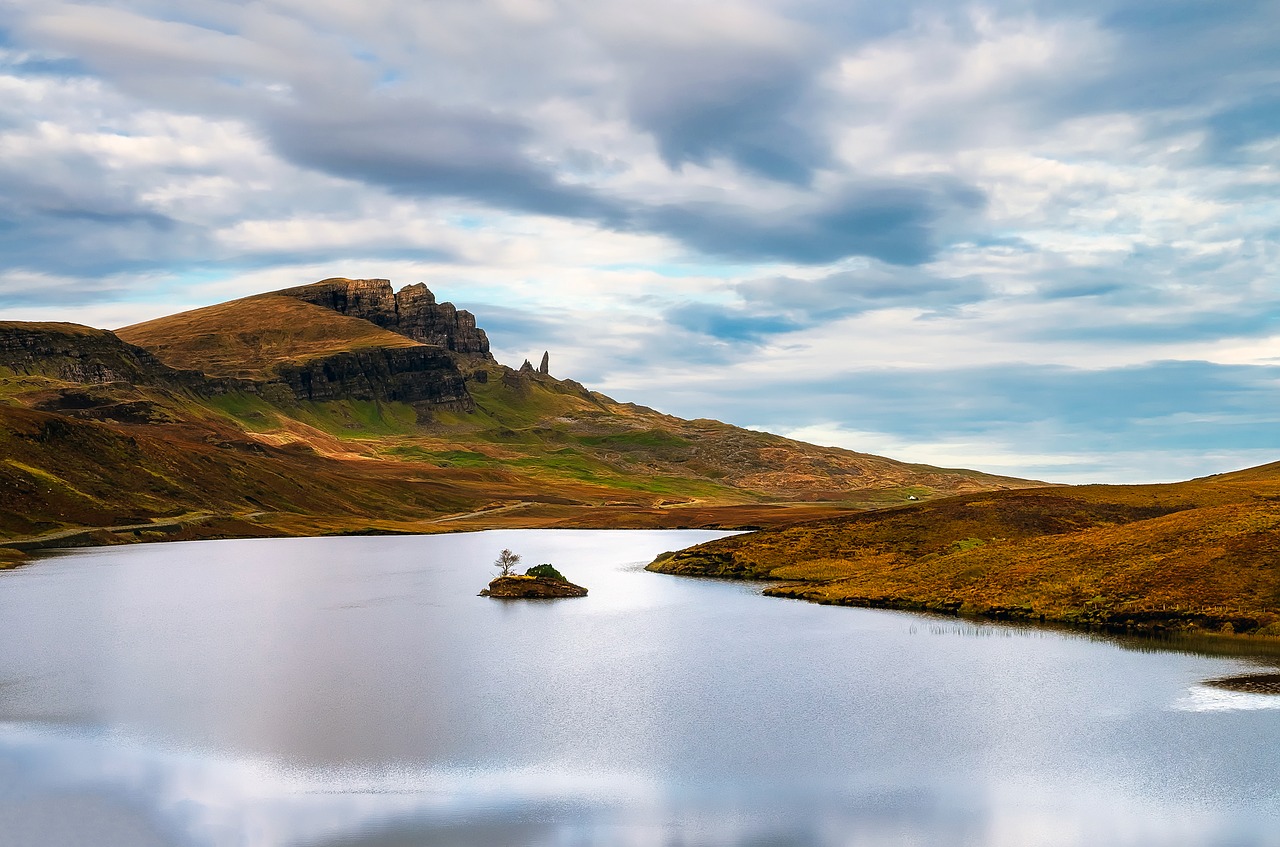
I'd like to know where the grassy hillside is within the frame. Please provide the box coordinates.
[0,284,1043,549]
[0,321,108,336]
[649,471,1280,635]
[117,295,421,379]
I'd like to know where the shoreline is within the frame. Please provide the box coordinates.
[762,581,1280,651]
[7,526,1280,659]
[0,501,848,558]
[646,553,1280,652]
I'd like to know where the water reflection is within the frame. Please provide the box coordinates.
[6,718,1278,847]
[907,613,1280,664]
[2,530,1279,847]
[1203,673,1280,694]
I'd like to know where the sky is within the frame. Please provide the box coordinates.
[1,0,1278,484]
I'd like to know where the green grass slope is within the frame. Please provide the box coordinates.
[424,362,1038,503]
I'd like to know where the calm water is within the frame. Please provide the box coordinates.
[1,530,1278,847]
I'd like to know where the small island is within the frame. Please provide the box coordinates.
[480,550,587,598]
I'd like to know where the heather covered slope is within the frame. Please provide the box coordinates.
[0,404,489,541]
[649,472,1280,635]
[116,295,422,379]
[0,279,1042,548]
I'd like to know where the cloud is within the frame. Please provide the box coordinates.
[1098,0,1280,108]
[628,359,1280,483]
[742,267,989,319]
[657,264,992,348]
[0,130,199,278]
[2,0,1279,481]
[1204,91,1280,159]
[665,306,804,343]
[628,56,825,186]
[601,3,830,185]
[261,98,626,223]
[641,178,985,265]
[6,1,992,268]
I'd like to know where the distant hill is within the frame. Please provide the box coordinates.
[0,278,1040,549]
[649,468,1280,636]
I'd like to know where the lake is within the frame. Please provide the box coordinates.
[1,529,1278,846]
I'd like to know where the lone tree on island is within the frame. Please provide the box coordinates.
[494,548,521,577]
[480,549,587,598]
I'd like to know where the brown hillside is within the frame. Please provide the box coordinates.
[117,295,421,379]
[0,321,111,336]
[1,278,1045,548]
[0,404,490,539]
[649,473,1280,635]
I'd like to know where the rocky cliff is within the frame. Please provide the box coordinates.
[0,322,264,423]
[2,320,472,414]
[275,346,473,411]
[275,278,492,358]
[0,322,188,387]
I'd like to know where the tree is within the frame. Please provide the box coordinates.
[494,548,521,577]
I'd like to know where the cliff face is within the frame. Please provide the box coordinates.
[0,322,263,423]
[0,322,186,387]
[275,278,492,359]
[0,321,472,413]
[275,346,473,411]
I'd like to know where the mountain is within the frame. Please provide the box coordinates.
[649,466,1280,636]
[0,278,1039,549]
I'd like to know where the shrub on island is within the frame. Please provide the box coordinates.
[524,563,567,582]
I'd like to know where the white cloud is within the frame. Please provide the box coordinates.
[1,0,1278,482]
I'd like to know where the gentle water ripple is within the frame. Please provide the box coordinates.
[2,530,1278,846]
[1174,686,1280,712]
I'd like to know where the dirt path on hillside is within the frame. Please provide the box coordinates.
[429,502,533,523]
[0,512,215,551]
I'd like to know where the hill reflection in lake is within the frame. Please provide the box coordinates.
[1,530,1277,847]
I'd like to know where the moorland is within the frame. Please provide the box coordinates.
[5,276,1275,640]
[650,467,1280,636]
[0,277,1032,556]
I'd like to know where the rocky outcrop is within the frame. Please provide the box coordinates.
[480,575,588,598]
[274,346,473,410]
[0,321,473,414]
[538,351,549,375]
[31,387,180,424]
[0,323,188,387]
[0,322,266,400]
[274,278,492,359]
[395,283,490,357]
[501,366,531,393]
